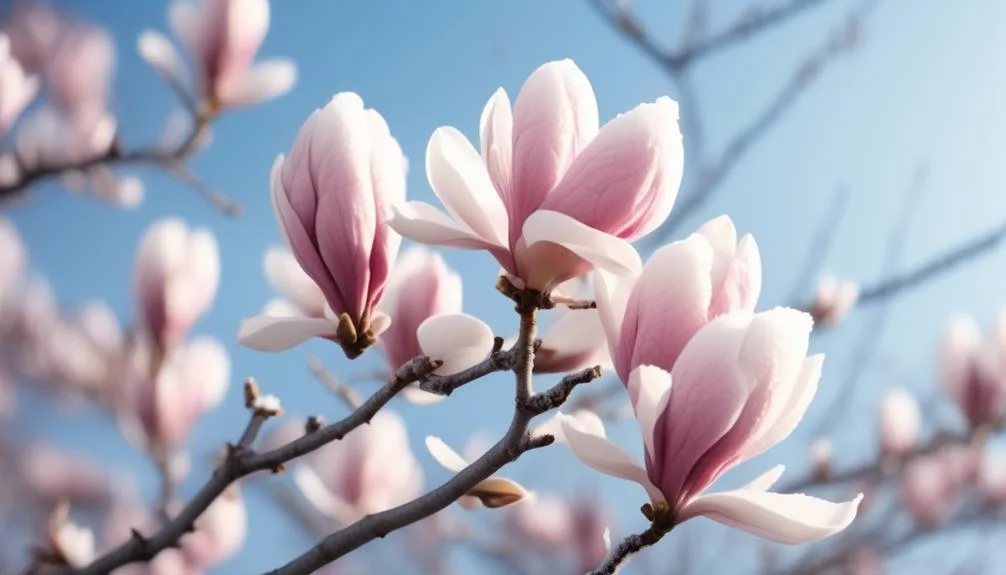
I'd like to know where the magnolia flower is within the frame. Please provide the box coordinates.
[0,218,25,307]
[2,1,63,74]
[559,309,862,544]
[182,485,247,569]
[596,215,761,399]
[292,410,422,523]
[134,218,220,354]
[0,33,40,138]
[569,496,611,573]
[121,337,230,451]
[878,387,919,458]
[139,0,296,108]
[390,59,683,292]
[980,449,1006,504]
[506,495,574,549]
[938,314,1006,427]
[534,276,610,374]
[899,455,957,526]
[239,93,405,358]
[16,105,117,168]
[44,23,114,114]
[426,435,529,509]
[809,275,859,326]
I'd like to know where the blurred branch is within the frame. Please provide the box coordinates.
[786,186,851,302]
[308,357,363,411]
[0,110,241,216]
[266,296,601,574]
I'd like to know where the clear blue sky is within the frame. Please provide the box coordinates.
[8,0,1006,572]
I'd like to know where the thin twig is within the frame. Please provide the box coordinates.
[588,522,672,575]
[308,357,363,411]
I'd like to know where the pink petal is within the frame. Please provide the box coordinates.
[510,59,598,233]
[629,366,672,462]
[218,58,296,106]
[478,88,513,205]
[137,31,189,90]
[237,315,337,352]
[557,413,664,504]
[679,489,862,544]
[389,201,504,250]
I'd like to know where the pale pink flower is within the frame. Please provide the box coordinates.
[2,1,64,75]
[878,387,920,457]
[980,448,1006,504]
[810,275,859,326]
[534,276,611,374]
[133,218,220,353]
[0,217,25,307]
[238,93,405,358]
[0,33,40,137]
[43,22,114,114]
[899,455,957,526]
[15,105,116,168]
[426,435,529,509]
[596,215,761,399]
[938,314,1006,427]
[390,59,683,292]
[846,549,883,575]
[569,496,611,573]
[292,410,422,523]
[505,495,574,550]
[181,485,246,569]
[138,0,296,108]
[559,309,862,544]
[20,443,113,505]
[121,336,229,451]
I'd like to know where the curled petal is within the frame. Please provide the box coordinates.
[417,313,494,375]
[390,201,503,250]
[237,316,337,352]
[137,31,188,89]
[629,366,672,461]
[679,489,863,544]
[521,210,642,287]
[425,435,469,473]
[219,58,297,107]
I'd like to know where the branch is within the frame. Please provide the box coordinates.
[0,109,240,215]
[62,360,436,575]
[308,357,363,410]
[419,336,510,396]
[267,295,598,574]
[588,522,671,575]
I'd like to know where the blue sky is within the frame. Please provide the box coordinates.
[8,0,1006,572]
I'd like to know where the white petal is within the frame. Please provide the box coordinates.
[629,366,672,461]
[679,490,863,544]
[534,408,604,444]
[237,315,337,352]
[264,246,326,317]
[593,269,636,363]
[137,31,188,88]
[558,413,664,504]
[262,297,304,318]
[400,384,448,406]
[425,435,469,473]
[522,210,642,277]
[220,59,297,107]
[426,126,508,246]
[168,0,202,59]
[389,201,502,250]
[417,313,494,375]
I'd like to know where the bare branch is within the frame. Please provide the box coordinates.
[308,357,363,411]
[589,521,672,575]
[522,365,603,415]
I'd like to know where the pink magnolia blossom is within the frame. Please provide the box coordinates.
[292,410,422,523]
[390,59,683,292]
[0,34,40,138]
[938,314,1006,427]
[899,454,958,526]
[16,105,116,168]
[238,93,405,358]
[569,496,611,573]
[133,218,220,353]
[0,217,25,307]
[980,448,1006,504]
[810,274,859,326]
[426,434,529,509]
[505,495,574,549]
[2,1,64,75]
[181,485,247,569]
[596,215,761,399]
[120,336,229,451]
[43,22,114,114]
[138,0,296,108]
[878,387,920,457]
[533,276,611,374]
[559,309,862,544]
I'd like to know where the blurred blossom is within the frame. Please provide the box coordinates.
[134,218,220,354]
[390,58,683,292]
[43,22,114,114]
[377,247,462,373]
[426,435,528,509]
[899,455,957,526]
[292,410,422,523]
[121,336,229,452]
[846,549,882,575]
[0,33,40,137]
[560,309,862,544]
[569,495,611,572]
[139,0,296,108]
[879,387,919,458]
[533,276,611,374]
[980,448,1006,504]
[181,485,247,569]
[0,217,25,307]
[938,314,1006,428]
[809,274,859,326]
[16,105,116,169]
[596,215,760,401]
[810,438,832,481]
[505,495,574,549]
[239,93,405,358]
[2,1,64,74]
[416,313,495,376]
[20,443,114,505]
